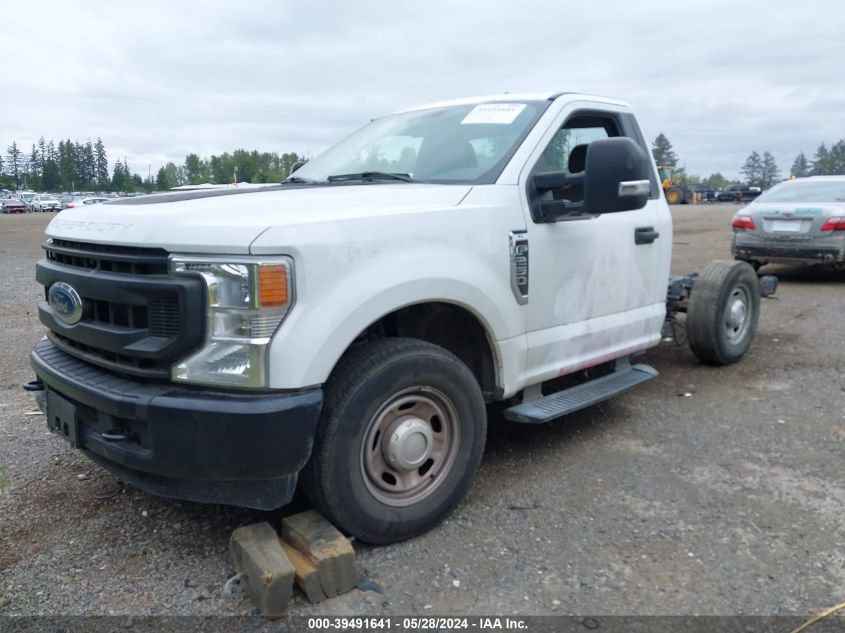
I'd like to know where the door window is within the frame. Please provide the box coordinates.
[539,124,611,173]
[528,114,622,219]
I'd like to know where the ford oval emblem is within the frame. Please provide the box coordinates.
[48,282,84,325]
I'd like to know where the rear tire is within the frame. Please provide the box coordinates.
[300,338,487,544]
[687,260,760,365]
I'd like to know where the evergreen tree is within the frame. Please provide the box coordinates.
[740,151,763,186]
[94,138,109,189]
[790,152,809,178]
[651,133,678,168]
[29,143,42,176]
[83,141,96,188]
[27,144,42,190]
[155,166,171,190]
[111,160,127,192]
[829,140,845,175]
[59,140,76,190]
[811,143,831,175]
[72,141,85,187]
[760,151,780,188]
[6,142,23,187]
[46,140,58,166]
[42,159,60,191]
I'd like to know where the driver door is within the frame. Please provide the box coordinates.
[519,107,670,385]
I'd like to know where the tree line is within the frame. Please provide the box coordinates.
[1,136,303,193]
[154,150,303,190]
[6,131,842,194]
[1,137,120,192]
[652,133,845,190]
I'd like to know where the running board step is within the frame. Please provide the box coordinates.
[504,364,659,424]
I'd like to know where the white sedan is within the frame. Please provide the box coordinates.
[32,195,62,212]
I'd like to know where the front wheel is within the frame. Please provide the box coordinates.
[300,338,487,544]
[665,186,684,204]
[686,260,760,365]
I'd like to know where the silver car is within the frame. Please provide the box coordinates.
[732,176,845,269]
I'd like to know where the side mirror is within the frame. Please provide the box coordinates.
[582,137,652,213]
[290,160,307,174]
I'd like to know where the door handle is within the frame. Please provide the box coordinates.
[635,226,660,245]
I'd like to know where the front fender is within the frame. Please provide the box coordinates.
[265,246,522,390]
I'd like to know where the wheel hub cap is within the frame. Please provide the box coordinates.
[723,287,752,344]
[360,387,460,507]
[384,417,434,471]
[727,298,747,328]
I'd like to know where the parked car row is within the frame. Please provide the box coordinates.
[1,192,115,214]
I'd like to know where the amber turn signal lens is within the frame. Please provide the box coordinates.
[258,264,288,307]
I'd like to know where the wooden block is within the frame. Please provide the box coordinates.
[281,510,356,598]
[280,540,328,603]
[230,522,295,617]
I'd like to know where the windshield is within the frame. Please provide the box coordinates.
[292,101,549,185]
[754,180,845,203]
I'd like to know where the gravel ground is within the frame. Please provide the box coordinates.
[0,205,843,617]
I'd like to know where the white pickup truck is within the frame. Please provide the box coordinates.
[28,92,776,544]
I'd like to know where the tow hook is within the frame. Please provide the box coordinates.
[101,430,132,442]
[23,379,47,414]
[759,275,778,298]
[22,379,44,392]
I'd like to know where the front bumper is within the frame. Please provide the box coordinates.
[30,339,322,509]
[732,233,845,264]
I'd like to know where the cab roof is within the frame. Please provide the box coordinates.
[397,91,630,113]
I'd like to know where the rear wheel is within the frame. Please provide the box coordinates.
[300,338,487,544]
[686,260,760,365]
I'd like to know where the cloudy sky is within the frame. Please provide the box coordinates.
[3,0,843,180]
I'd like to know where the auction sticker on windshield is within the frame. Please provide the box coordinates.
[461,103,526,125]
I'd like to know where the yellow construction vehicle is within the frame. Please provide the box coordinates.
[658,166,692,204]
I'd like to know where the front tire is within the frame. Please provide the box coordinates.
[687,260,760,365]
[666,186,683,204]
[300,338,487,544]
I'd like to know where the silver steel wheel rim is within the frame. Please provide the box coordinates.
[724,286,751,344]
[360,386,460,507]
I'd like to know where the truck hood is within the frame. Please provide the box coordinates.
[45,184,472,254]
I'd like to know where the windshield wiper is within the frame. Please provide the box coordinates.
[327,171,416,183]
[282,175,318,184]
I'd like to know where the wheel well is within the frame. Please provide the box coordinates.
[356,302,498,401]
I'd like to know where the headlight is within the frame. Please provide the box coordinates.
[169,256,294,388]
